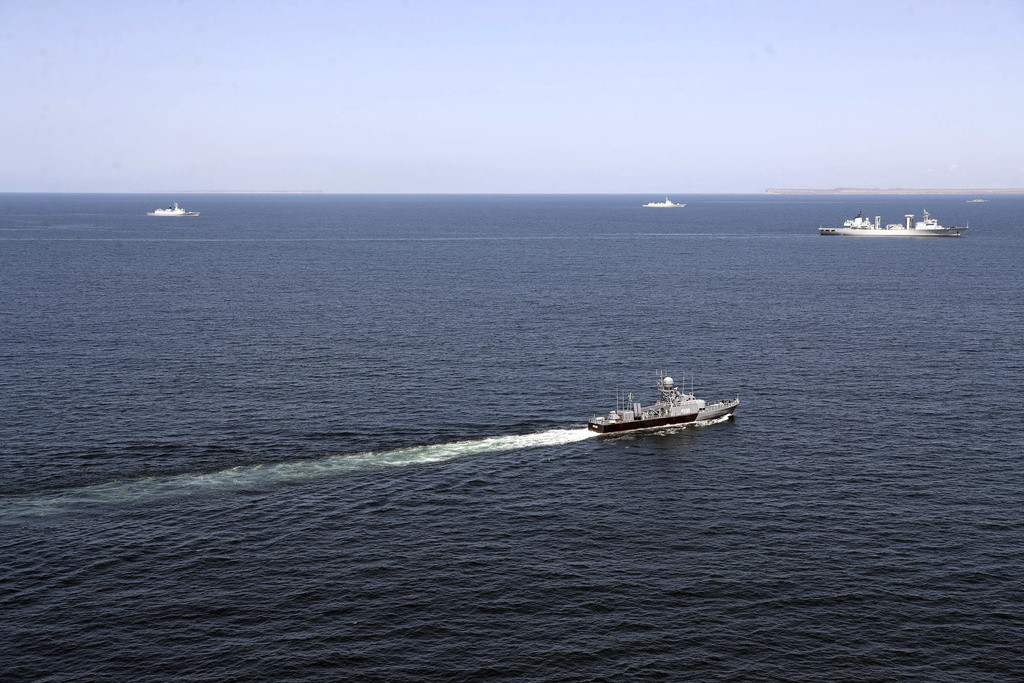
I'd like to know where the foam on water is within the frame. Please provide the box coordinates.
[693,414,733,427]
[0,429,596,518]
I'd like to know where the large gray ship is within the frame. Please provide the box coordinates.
[587,375,739,434]
[818,210,966,237]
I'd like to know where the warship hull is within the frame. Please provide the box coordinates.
[695,399,740,422]
[588,411,699,434]
[819,227,964,237]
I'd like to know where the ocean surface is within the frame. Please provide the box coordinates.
[2,193,1022,680]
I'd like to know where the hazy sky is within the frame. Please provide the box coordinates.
[2,0,1023,192]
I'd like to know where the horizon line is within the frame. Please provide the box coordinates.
[4,189,1024,196]
[0,190,768,196]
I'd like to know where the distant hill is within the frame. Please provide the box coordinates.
[766,188,1024,195]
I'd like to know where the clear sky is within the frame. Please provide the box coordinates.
[1,0,1023,193]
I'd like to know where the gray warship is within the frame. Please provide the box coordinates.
[587,374,739,434]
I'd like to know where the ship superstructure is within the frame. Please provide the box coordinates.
[819,210,966,237]
[642,198,685,207]
[587,374,739,434]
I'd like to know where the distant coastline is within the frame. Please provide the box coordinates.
[153,190,325,194]
[766,187,1024,195]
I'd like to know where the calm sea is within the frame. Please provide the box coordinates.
[2,194,1022,679]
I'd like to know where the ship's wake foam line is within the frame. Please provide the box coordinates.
[0,429,596,518]
[693,414,733,427]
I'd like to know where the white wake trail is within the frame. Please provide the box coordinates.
[0,429,596,517]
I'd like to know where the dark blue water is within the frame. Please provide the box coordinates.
[2,194,1023,679]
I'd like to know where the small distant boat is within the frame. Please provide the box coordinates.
[966,198,989,203]
[147,202,200,217]
[642,198,685,208]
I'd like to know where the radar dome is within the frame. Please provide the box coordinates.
[662,377,674,387]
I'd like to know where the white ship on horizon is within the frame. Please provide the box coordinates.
[147,202,200,217]
[819,210,966,237]
[642,198,685,208]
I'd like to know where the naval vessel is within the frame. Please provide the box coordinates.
[587,374,739,434]
[819,210,966,237]
[148,202,200,217]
